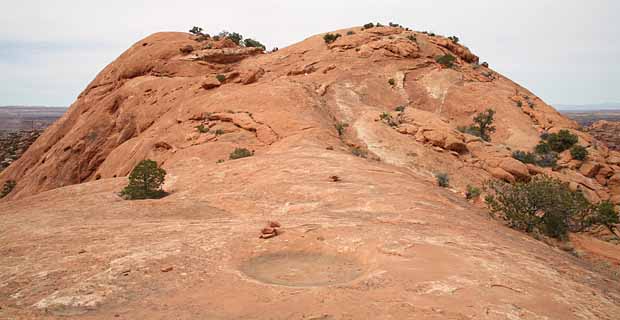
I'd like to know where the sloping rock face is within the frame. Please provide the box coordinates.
[3,28,619,208]
[1,26,620,319]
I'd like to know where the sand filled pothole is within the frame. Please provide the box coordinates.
[240,251,365,287]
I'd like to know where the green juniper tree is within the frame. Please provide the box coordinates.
[120,160,167,200]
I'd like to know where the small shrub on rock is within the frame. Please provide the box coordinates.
[229,148,253,160]
[460,109,496,142]
[535,152,559,168]
[346,31,355,35]
[243,38,266,50]
[448,36,460,43]
[323,33,341,44]
[513,150,558,168]
[189,26,204,35]
[407,35,417,42]
[388,78,396,86]
[485,176,613,240]
[120,160,167,200]
[466,185,481,199]
[395,105,406,112]
[196,124,209,133]
[362,23,375,29]
[591,201,619,237]
[436,54,456,68]
[380,112,398,127]
[1,180,16,198]
[218,31,243,45]
[435,173,450,187]
[335,122,349,137]
[545,130,579,153]
[570,145,588,161]
[216,74,226,83]
[512,150,536,164]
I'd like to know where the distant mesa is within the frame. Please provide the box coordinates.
[0,106,67,131]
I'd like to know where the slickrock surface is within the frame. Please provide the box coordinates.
[1,26,619,319]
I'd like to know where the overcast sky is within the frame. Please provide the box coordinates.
[1,0,619,107]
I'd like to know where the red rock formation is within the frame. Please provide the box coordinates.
[1,26,620,319]
[2,27,619,209]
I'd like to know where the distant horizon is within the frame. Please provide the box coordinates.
[3,102,620,112]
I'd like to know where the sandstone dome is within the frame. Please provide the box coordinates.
[1,26,619,319]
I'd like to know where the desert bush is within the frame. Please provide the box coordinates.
[228,32,243,45]
[1,180,16,198]
[323,33,341,44]
[189,26,204,35]
[435,173,450,187]
[484,176,613,240]
[535,152,559,168]
[217,31,243,45]
[407,35,417,42]
[457,126,479,136]
[448,36,460,43]
[388,22,402,28]
[570,145,588,161]
[544,130,579,153]
[460,109,496,141]
[388,78,396,86]
[120,160,167,200]
[380,112,398,127]
[214,129,225,136]
[516,101,523,108]
[346,31,355,35]
[512,150,536,164]
[535,142,552,155]
[243,38,266,50]
[216,74,226,82]
[376,22,384,27]
[466,185,481,199]
[436,54,456,68]
[395,105,406,112]
[472,109,496,142]
[229,148,253,160]
[481,62,489,68]
[363,23,375,29]
[513,149,558,168]
[590,201,620,237]
[335,122,349,137]
[196,124,209,133]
